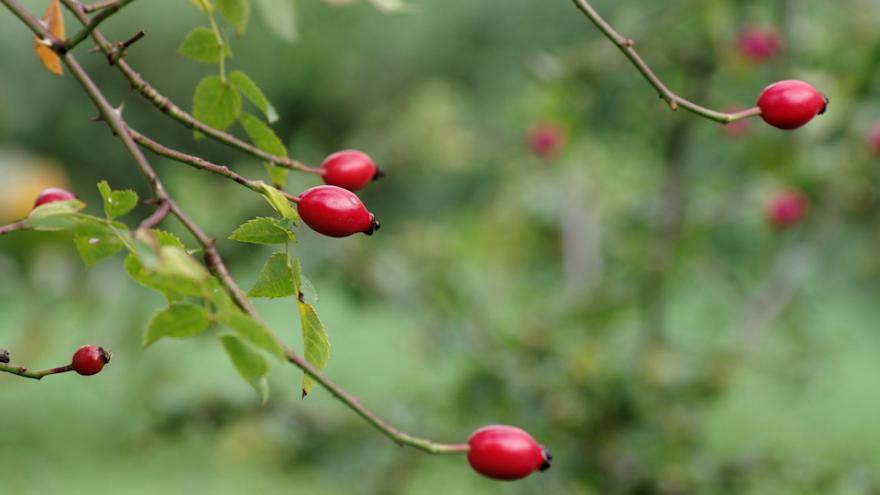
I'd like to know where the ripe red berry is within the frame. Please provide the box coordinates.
[297,185,379,238]
[767,189,809,230]
[467,425,551,481]
[71,345,111,376]
[320,150,381,192]
[527,124,564,158]
[737,26,782,62]
[33,187,76,208]
[757,80,827,130]
[868,123,880,155]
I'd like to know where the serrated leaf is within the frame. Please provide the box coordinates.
[299,301,330,397]
[229,217,293,245]
[73,224,124,268]
[221,334,269,403]
[193,75,242,131]
[229,71,278,123]
[219,310,285,360]
[144,303,212,347]
[34,0,64,76]
[256,182,299,222]
[153,229,186,249]
[253,0,298,43]
[97,181,138,219]
[239,112,287,156]
[249,252,297,298]
[178,27,225,64]
[218,0,251,35]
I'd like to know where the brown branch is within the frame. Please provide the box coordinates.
[128,128,300,203]
[0,361,74,380]
[569,0,762,124]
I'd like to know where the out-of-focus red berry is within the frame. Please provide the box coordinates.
[737,26,782,62]
[767,189,809,230]
[527,124,564,159]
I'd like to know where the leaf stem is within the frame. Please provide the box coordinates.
[569,0,761,124]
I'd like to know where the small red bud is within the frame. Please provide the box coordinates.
[33,187,76,208]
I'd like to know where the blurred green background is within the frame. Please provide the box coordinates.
[2,0,880,493]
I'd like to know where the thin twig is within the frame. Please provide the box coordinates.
[58,0,322,176]
[1,0,466,455]
[64,0,135,52]
[569,0,762,124]
[129,128,300,203]
[0,362,74,380]
[81,0,122,13]
[137,199,170,231]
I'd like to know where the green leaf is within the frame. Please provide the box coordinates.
[229,217,293,245]
[24,199,88,230]
[156,245,210,285]
[178,27,224,64]
[249,252,297,298]
[239,112,286,156]
[299,301,330,397]
[229,71,278,123]
[292,258,318,303]
[221,334,269,403]
[218,310,285,360]
[265,163,288,188]
[144,303,212,347]
[256,182,299,222]
[97,180,138,219]
[218,0,251,35]
[193,75,242,131]
[124,253,203,300]
[152,229,186,249]
[73,224,124,268]
[253,0,297,43]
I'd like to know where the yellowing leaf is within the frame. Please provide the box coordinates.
[34,0,65,76]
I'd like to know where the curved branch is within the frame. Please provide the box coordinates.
[569,0,761,124]
[63,0,135,52]
[0,362,74,380]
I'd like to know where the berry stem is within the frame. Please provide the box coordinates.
[56,0,323,176]
[0,362,74,380]
[569,0,762,124]
[1,0,467,456]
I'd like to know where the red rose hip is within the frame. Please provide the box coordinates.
[757,80,827,130]
[527,124,564,158]
[297,185,379,238]
[33,187,76,208]
[767,189,808,230]
[737,26,782,62]
[320,150,381,192]
[71,345,111,376]
[467,425,551,481]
